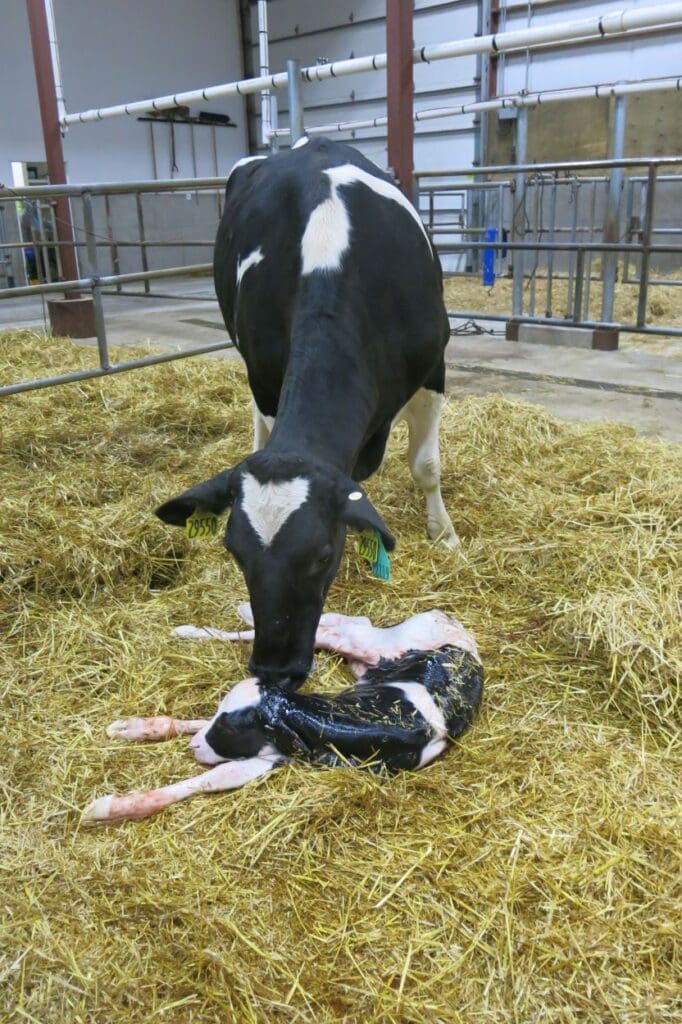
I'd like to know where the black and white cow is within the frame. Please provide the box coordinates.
[156,137,457,688]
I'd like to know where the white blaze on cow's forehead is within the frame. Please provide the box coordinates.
[348,491,362,501]
[227,154,266,182]
[217,677,262,714]
[387,681,447,736]
[292,135,309,148]
[236,246,264,286]
[241,472,310,547]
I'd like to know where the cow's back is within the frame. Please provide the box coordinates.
[213,138,448,417]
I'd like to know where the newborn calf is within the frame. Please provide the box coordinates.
[83,607,483,826]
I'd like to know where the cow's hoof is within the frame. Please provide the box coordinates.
[428,522,460,549]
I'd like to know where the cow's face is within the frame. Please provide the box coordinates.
[156,454,394,687]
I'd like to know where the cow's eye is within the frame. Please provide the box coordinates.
[309,547,332,574]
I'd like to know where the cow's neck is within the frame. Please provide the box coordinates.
[266,320,375,473]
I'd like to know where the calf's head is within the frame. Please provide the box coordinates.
[190,678,267,764]
[156,453,394,686]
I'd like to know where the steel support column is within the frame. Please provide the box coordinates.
[386,0,414,199]
[601,93,628,321]
[25,0,79,286]
[512,104,528,316]
[286,60,304,144]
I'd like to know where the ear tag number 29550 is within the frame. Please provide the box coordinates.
[186,507,219,541]
[358,529,391,582]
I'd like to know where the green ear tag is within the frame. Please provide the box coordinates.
[358,529,391,582]
[185,507,219,541]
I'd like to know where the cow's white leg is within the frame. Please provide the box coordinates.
[403,388,458,548]
[106,717,211,742]
[252,400,275,452]
[82,753,282,826]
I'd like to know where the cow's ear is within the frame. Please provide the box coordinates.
[155,469,235,527]
[339,485,396,552]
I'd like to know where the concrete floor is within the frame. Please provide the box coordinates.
[2,280,681,442]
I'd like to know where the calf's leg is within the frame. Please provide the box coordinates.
[82,753,282,826]
[106,717,210,743]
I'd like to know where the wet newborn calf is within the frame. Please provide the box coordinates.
[83,607,483,826]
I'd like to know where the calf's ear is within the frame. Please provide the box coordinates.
[156,469,235,527]
[339,484,396,552]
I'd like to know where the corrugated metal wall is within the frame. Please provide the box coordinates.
[243,0,480,172]
[242,1,682,172]
[499,0,682,96]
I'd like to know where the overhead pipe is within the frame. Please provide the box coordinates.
[44,0,66,125]
[270,74,682,139]
[257,1,271,147]
[60,2,682,127]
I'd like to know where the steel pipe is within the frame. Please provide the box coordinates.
[272,75,682,140]
[416,156,682,178]
[286,60,304,144]
[445,308,682,340]
[0,262,212,302]
[0,341,235,398]
[60,3,682,127]
[257,0,271,147]
[601,93,628,321]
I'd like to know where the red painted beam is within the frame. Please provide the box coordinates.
[386,0,414,198]
[25,0,79,285]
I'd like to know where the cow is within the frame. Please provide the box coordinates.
[156,136,457,689]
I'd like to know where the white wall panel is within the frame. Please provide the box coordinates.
[249,0,479,174]
[499,0,682,95]
[0,0,248,188]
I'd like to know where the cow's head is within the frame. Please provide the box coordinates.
[156,452,394,687]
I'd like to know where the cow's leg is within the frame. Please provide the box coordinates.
[82,753,283,826]
[402,384,458,548]
[252,399,275,452]
[106,717,210,743]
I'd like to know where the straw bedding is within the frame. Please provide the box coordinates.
[1,330,680,1023]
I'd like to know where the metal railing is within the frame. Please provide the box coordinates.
[0,176,229,397]
[415,156,682,337]
[2,156,682,396]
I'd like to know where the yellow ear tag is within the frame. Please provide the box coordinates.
[185,507,219,541]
